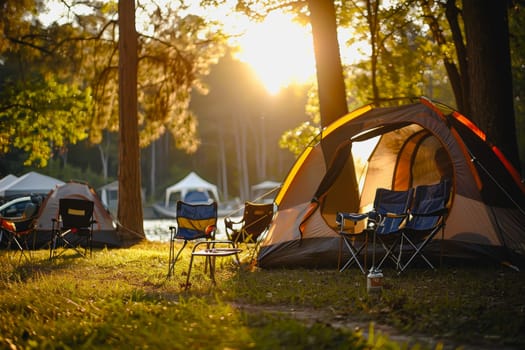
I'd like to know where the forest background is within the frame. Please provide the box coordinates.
[0,1,523,219]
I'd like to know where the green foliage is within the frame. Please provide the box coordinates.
[0,1,228,170]
[0,76,92,167]
[279,121,320,157]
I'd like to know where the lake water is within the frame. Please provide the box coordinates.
[143,216,240,242]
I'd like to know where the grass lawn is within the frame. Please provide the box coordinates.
[1,240,524,349]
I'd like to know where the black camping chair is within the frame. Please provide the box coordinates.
[224,201,274,265]
[50,198,96,259]
[167,201,240,289]
[337,188,413,274]
[0,196,41,263]
[397,180,451,274]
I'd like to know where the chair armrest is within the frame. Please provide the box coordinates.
[384,212,408,219]
[336,212,368,224]
[224,217,244,230]
[205,225,216,239]
[0,218,16,232]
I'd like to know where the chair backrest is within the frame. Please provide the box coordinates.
[406,180,451,231]
[59,198,95,229]
[373,188,414,234]
[175,201,217,240]
[241,202,274,240]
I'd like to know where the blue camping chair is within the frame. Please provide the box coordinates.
[167,201,240,288]
[397,180,451,274]
[337,188,413,273]
[373,188,414,270]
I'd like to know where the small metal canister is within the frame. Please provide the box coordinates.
[367,269,383,293]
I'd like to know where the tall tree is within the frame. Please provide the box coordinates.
[421,0,520,170]
[118,0,144,244]
[307,0,349,126]
[463,0,520,170]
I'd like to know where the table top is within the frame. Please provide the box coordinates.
[192,248,242,257]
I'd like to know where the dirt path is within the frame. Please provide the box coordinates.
[230,303,517,350]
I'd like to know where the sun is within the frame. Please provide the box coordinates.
[233,12,316,95]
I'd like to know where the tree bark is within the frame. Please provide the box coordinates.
[420,0,467,112]
[308,0,359,212]
[463,0,520,170]
[444,0,469,114]
[117,0,145,245]
[308,0,348,126]
[366,0,380,104]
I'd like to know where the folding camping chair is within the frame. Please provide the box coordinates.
[373,188,414,270]
[337,188,413,273]
[397,180,451,274]
[50,198,96,259]
[0,198,40,263]
[336,211,371,274]
[224,201,274,264]
[167,201,241,289]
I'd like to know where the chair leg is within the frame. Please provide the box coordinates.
[376,236,402,270]
[4,232,30,264]
[49,231,58,259]
[168,240,187,277]
[184,252,195,290]
[339,237,366,274]
[398,234,435,274]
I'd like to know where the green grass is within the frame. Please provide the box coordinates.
[1,241,523,349]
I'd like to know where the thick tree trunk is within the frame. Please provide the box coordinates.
[366,0,380,104]
[463,0,520,170]
[308,0,348,126]
[308,0,359,212]
[117,0,145,245]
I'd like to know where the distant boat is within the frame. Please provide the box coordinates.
[152,172,220,218]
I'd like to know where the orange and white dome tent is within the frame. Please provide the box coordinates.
[257,98,525,270]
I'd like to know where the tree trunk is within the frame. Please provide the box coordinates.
[463,0,520,170]
[308,0,359,212]
[117,0,145,245]
[218,129,228,200]
[420,0,467,112]
[308,0,348,126]
[444,0,469,114]
[149,141,156,202]
[366,0,380,104]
